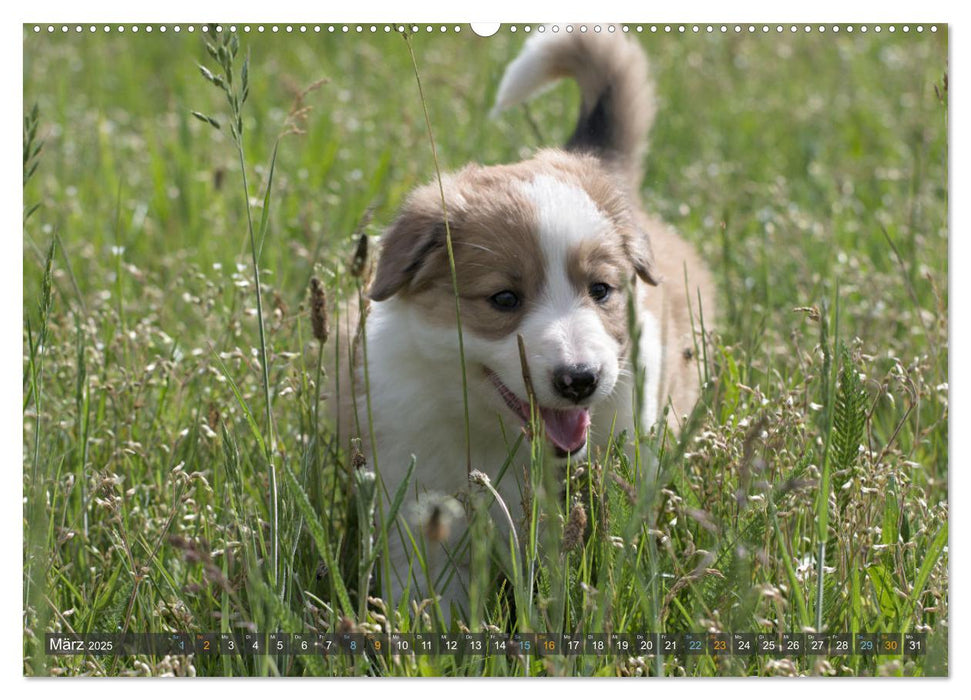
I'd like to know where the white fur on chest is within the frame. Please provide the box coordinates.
[361,300,528,506]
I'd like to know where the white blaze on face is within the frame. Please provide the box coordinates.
[516,175,622,406]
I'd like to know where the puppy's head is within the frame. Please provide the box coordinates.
[370,149,658,457]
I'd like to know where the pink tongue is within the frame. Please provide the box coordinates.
[539,406,591,453]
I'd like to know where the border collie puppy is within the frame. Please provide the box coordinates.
[335,29,715,619]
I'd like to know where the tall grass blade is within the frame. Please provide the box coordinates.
[903,523,947,634]
[282,463,354,616]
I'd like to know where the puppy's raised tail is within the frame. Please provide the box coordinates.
[492,29,656,191]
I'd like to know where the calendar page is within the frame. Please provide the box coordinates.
[22,15,949,679]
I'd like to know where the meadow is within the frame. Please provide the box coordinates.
[23,24,948,676]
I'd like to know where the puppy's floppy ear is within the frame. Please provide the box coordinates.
[625,225,661,286]
[368,196,446,302]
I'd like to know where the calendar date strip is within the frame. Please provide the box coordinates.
[44,632,927,657]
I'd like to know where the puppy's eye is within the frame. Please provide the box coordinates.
[489,290,521,311]
[589,282,612,303]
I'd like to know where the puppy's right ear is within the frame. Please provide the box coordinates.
[368,197,446,302]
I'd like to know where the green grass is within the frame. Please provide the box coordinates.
[23,24,948,677]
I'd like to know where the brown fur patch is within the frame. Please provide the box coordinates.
[565,236,630,345]
[634,209,716,428]
[370,165,547,340]
[515,150,660,285]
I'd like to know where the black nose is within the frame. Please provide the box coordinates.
[552,364,599,403]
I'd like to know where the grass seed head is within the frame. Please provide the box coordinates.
[349,233,369,279]
[337,616,357,635]
[423,506,449,544]
[309,277,328,344]
[350,438,367,470]
[409,493,463,544]
[562,501,588,552]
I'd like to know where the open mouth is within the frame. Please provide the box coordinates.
[487,370,590,457]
